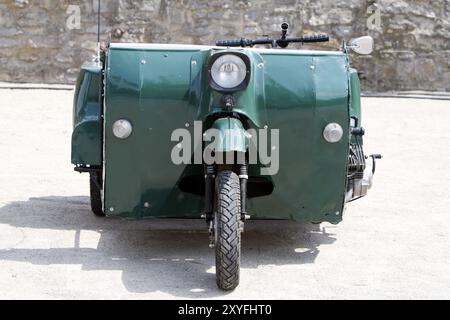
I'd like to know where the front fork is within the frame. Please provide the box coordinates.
[239,163,248,220]
[203,163,249,248]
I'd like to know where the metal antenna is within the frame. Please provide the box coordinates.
[96,0,101,61]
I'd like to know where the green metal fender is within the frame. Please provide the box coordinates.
[209,117,248,153]
[71,62,103,166]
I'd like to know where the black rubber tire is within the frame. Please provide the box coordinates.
[89,172,105,217]
[214,170,241,291]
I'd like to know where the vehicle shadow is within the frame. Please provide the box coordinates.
[0,196,336,298]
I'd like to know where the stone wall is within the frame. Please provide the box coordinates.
[0,0,449,91]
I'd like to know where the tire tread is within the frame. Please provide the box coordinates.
[215,171,241,290]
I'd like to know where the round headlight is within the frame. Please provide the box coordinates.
[323,123,343,143]
[113,119,133,139]
[210,54,247,89]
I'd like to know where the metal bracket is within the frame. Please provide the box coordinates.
[74,166,101,173]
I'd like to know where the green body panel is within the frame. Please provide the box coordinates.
[349,68,363,144]
[210,118,247,152]
[349,68,361,121]
[71,62,103,166]
[104,47,203,218]
[250,52,349,222]
[102,44,351,223]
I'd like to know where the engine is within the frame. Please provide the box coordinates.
[345,136,381,202]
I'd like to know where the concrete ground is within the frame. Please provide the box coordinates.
[0,88,449,300]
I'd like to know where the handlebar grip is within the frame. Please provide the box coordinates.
[301,34,329,42]
[216,39,245,47]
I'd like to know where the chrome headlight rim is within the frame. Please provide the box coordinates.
[208,51,251,93]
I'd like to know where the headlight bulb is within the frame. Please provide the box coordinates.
[210,54,247,89]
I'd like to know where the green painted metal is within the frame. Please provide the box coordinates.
[103,47,203,218]
[349,68,361,121]
[210,118,248,153]
[249,52,349,223]
[349,68,362,144]
[71,62,103,166]
[100,44,353,223]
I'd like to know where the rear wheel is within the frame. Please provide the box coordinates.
[214,170,242,290]
[89,171,105,217]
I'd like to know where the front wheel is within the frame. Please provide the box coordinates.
[214,171,242,290]
[89,171,105,217]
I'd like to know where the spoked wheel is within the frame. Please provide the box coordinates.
[214,170,242,291]
[89,171,105,217]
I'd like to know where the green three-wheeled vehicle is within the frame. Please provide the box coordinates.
[72,23,380,290]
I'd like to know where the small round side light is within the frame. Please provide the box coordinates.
[112,119,133,139]
[323,123,343,143]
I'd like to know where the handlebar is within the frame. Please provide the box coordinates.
[216,34,329,48]
[216,39,251,47]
